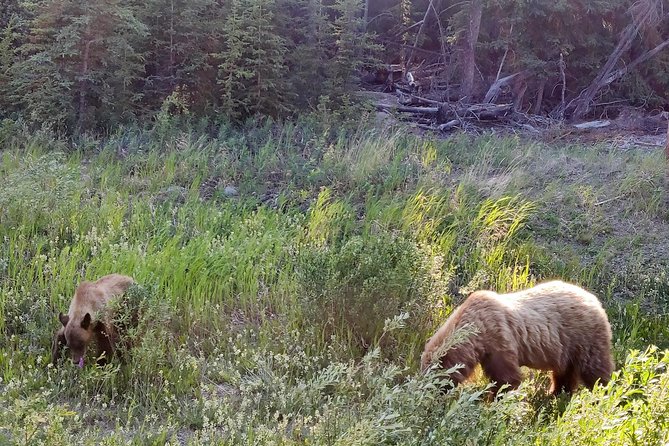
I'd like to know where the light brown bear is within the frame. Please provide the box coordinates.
[52,274,134,367]
[421,280,614,397]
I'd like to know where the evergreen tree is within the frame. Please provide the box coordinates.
[137,0,220,114]
[477,0,628,110]
[0,18,18,118]
[11,0,146,131]
[326,0,380,98]
[276,0,329,109]
[218,0,288,119]
[0,0,21,29]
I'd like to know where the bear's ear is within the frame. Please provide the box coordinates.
[81,313,92,329]
[59,312,70,327]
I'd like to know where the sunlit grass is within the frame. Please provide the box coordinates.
[1,116,668,444]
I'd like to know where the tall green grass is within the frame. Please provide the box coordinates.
[1,116,668,444]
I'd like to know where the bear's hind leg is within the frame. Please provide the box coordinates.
[481,353,522,397]
[550,364,579,395]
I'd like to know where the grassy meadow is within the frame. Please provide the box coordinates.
[1,115,669,445]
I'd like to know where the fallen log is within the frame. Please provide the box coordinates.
[573,120,611,129]
[391,105,440,114]
[377,103,435,115]
[376,100,513,122]
[439,103,513,122]
[438,120,460,131]
[359,89,516,125]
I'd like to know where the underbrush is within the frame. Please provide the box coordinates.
[2,324,668,444]
[1,116,669,444]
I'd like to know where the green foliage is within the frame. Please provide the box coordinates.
[0,17,18,118]
[2,0,382,130]
[277,0,331,109]
[1,120,669,443]
[2,0,669,128]
[482,0,627,75]
[369,0,667,111]
[217,0,289,119]
[535,347,669,445]
[10,0,147,130]
[298,232,431,347]
[0,393,80,445]
[325,0,381,97]
[137,0,220,113]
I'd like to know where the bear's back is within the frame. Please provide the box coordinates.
[506,280,607,325]
[68,274,134,319]
[495,281,611,370]
[94,274,134,298]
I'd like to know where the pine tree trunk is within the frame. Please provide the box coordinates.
[459,0,483,101]
[169,0,175,81]
[665,119,669,170]
[363,0,369,26]
[533,79,546,115]
[665,119,669,218]
[77,22,92,132]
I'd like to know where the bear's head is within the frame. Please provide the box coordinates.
[420,350,436,372]
[58,312,94,367]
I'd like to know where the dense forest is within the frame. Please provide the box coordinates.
[1,0,668,132]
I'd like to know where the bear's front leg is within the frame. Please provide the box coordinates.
[93,322,115,366]
[51,328,67,366]
[481,352,522,397]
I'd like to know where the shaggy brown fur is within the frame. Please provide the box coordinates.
[52,274,134,367]
[421,281,614,397]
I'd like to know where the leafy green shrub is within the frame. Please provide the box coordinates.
[0,393,80,446]
[535,346,669,445]
[0,152,80,222]
[1,287,54,344]
[297,232,434,349]
[184,316,497,445]
[102,284,200,407]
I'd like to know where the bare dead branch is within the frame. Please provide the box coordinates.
[571,3,664,118]
[495,24,514,82]
[603,37,669,84]
[407,0,439,68]
[483,71,524,104]
[559,53,566,119]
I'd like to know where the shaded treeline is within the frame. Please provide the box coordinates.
[0,0,667,132]
[0,0,377,131]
